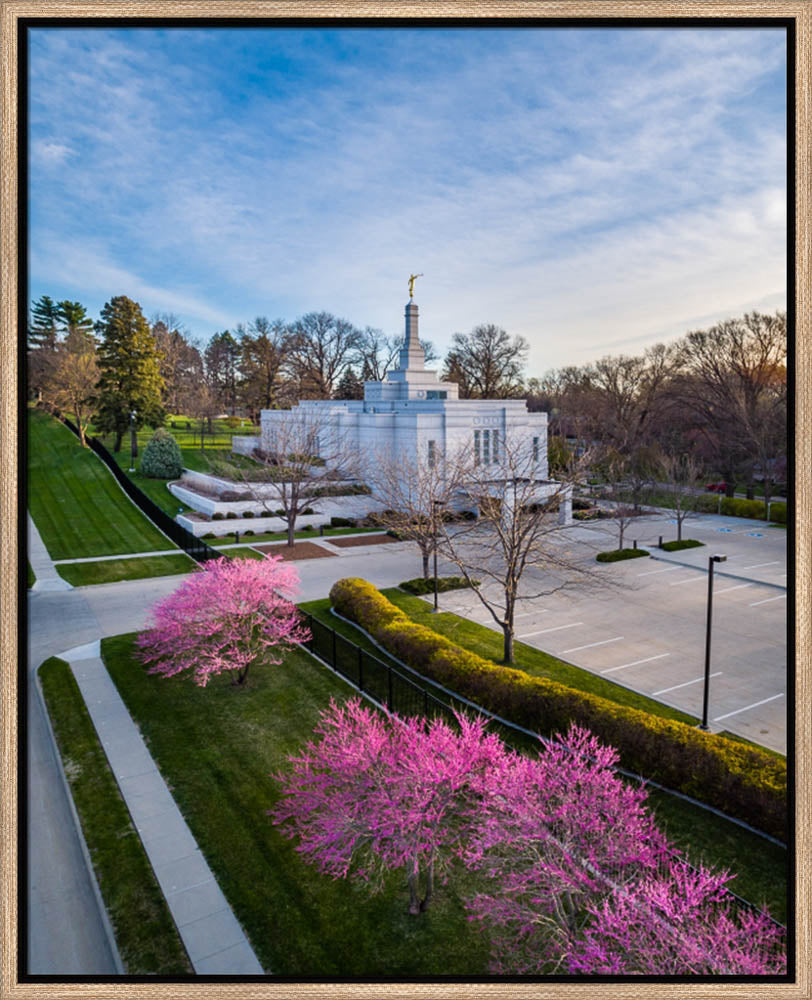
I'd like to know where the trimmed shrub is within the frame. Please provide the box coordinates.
[140,428,183,479]
[721,497,766,520]
[400,576,480,595]
[596,548,650,562]
[302,524,315,532]
[572,497,592,511]
[242,510,255,518]
[331,516,356,528]
[573,510,600,521]
[302,507,315,515]
[769,502,787,524]
[243,529,254,536]
[226,512,239,520]
[202,532,216,539]
[212,513,224,521]
[275,508,286,517]
[329,578,786,841]
[662,539,704,552]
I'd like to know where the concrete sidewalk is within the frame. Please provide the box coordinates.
[28,513,72,591]
[60,640,264,974]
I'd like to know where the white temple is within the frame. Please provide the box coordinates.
[254,296,571,521]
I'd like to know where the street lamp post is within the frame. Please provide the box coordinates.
[129,410,138,472]
[699,553,727,731]
[432,499,445,613]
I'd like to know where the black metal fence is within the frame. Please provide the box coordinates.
[300,610,786,931]
[57,413,223,564]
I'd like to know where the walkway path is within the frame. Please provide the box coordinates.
[59,640,263,973]
[28,514,72,591]
[27,543,427,974]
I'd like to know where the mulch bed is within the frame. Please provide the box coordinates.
[252,541,336,561]
[325,533,400,548]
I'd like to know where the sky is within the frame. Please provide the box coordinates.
[28,25,787,374]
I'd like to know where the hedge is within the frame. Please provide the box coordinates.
[399,576,480,595]
[661,539,704,552]
[718,497,788,524]
[329,578,787,841]
[596,548,650,562]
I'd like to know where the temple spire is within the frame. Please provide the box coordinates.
[399,299,425,371]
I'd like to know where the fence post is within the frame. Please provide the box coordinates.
[388,666,393,709]
[424,687,429,717]
[357,647,364,691]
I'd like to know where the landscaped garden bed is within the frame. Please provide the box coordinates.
[326,533,401,548]
[661,538,705,552]
[596,547,650,562]
[252,541,336,560]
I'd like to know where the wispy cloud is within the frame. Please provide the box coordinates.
[28,26,787,370]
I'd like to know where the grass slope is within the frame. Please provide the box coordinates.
[28,409,175,559]
[57,553,195,586]
[101,634,490,976]
[38,657,192,973]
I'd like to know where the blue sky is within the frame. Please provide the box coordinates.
[28,26,787,372]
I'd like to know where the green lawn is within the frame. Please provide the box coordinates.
[299,598,787,924]
[28,561,35,588]
[27,409,177,560]
[378,589,700,726]
[101,634,491,976]
[56,553,196,587]
[38,657,192,974]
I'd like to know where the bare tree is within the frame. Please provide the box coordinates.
[216,409,360,546]
[661,453,702,542]
[364,444,470,580]
[287,312,363,399]
[151,315,205,416]
[437,437,598,664]
[442,324,528,399]
[238,316,292,418]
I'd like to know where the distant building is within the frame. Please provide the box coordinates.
[248,297,570,521]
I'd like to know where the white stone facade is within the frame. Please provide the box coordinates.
[258,300,551,490]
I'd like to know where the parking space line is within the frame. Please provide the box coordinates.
[520,622,583,638]
[601,653,670,674]
[750,594,787,607]
[654,672,722,696]
[637,566,682,577]
[669,576,703,586]
[741,561,781,571]
[714,583,753,595]
[561,636,624,654]
[713,693,784,723]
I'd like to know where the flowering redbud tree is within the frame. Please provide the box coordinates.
[463,725,671,974]
[568,859,786,975]
[136,555,310,687]
[272,698,511,914]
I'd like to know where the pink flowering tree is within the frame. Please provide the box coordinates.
[567,857,787,975]
[136,555,310,687]
[463,725,671,973]
[272,698,511,915]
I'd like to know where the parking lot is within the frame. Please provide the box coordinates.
[433,511,788,753]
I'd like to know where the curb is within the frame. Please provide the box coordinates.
[33,670,126,975]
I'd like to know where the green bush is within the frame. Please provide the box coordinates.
[329,578,786,841]
[202,532,216,539]
[212,513,224,521]
[331,516,356,528]
[302,507,315,515]
[769,502,787,524]
[243,529,254,536]
[662,539,704,551]
[399,576,480,595]
[242,510,255,518]
[140,428,183,479]
[572,497,592,511]
[226,512,238,520]
[596,548,650,562]
[721,497,766,520]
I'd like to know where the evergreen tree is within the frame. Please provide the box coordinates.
[27,294,61,400]
[334,366,364,400]
[57,300,96,349]
[94,296,166,452]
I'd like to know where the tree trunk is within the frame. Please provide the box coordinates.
[75,411,87,448]
[422,549,431,580]
[287,516,296,548]
[407,871,421,916]
[503,624,515,665]
[419,856,435,912]
[618,522,625,550]
[677,515,682,542]
[114,429,123,452]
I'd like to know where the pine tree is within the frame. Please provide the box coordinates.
[334,366,363,400]
[28,295,61,400]
[57,300,96,351]
[204,330,241,415]
[94,296,166,452]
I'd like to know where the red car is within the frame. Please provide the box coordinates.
[705,482,727,493]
